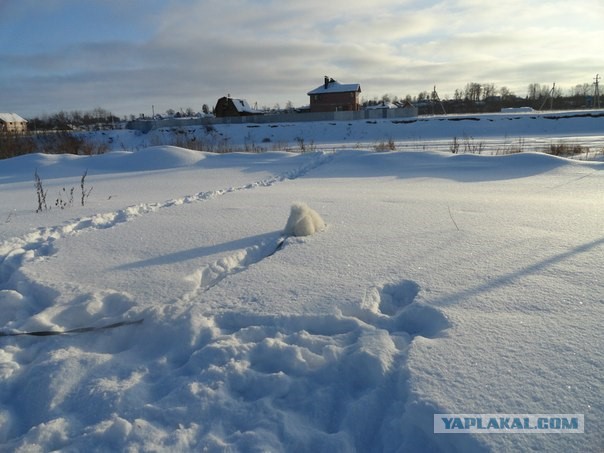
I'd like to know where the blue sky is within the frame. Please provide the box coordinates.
[1,0,603,118]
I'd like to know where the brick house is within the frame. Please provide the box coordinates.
[307,77,361,113]
[0,113,27,133]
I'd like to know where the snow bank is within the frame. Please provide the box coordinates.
[501,107,535,113]
[0,146,207,184]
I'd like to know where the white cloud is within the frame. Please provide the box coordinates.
[1,0,602,116]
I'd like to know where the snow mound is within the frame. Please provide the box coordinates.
[283,202,325,237]
[89,146,208,173]
[0,146,207,183]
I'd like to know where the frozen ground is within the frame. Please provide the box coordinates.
[0,114,603,452]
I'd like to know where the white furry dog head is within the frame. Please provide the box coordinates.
[284,202,325,237]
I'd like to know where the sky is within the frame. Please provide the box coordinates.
[1,0,603,118]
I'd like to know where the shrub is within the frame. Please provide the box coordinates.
[546,143,588,156]
[449,135,485,154]
[34,169,93,213]
[450,137,460,154]
[374,138,396,152]
[34,170,49,213]
[33,132,108,155]
[295,137,316,153]
[0,132,36,159]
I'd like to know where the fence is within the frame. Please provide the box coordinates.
[126,107,419,133]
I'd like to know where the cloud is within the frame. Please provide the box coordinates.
[1,0,602,116]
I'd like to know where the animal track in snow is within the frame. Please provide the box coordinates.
[0,152,332,282]
[0,152,333,290]
[0,153,333,336]
[181,236,285,301]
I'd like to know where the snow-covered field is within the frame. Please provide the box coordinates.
[100,109,604,156]
[0,114,603,452]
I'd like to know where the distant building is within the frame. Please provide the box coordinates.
[0,113,27,133]
[307,76,361,113]
[214,97,262,117]
[364,101,398,110]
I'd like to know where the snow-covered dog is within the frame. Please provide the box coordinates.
[283,202,325,237]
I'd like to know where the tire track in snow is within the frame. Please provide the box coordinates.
[0,152,334,324]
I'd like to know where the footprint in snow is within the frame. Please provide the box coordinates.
[361,280,450,338]
[180,279,450,449]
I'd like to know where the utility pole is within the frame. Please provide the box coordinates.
[539,83,556,110]
[594,74,601,109]
[550,83,555,110]
[431,85,446,114]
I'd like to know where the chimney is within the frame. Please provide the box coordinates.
[324,76,329,89]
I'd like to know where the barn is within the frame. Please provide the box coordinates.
[307,76,361,113]
[214,97,262,117]
[0,113,28,133]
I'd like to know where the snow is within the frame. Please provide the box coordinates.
[307,79,361,95]
[0,113,27,124]
[97,109,604,157]
[501,107,535,113]
[231,98,261,115]
[0,114,603,452]
[365,101,398,110]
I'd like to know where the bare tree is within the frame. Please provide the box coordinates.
[482,83,497,100]
[499,86,514,100]
[417,91,430,102]
[527,83,549,100]
[571,83,591,97]
[464,83,482,102]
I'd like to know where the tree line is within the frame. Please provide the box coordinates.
[365,81,600,114]
[27,107,120,132]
